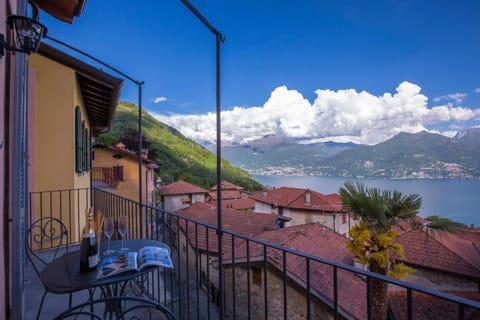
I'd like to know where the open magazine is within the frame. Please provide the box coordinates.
[98,246,174,279]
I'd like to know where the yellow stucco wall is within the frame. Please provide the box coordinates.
[28,53,91,191]
[27,54,91,240]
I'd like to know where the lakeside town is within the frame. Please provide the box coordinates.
[93,141,480,319]
[3,0,480,319]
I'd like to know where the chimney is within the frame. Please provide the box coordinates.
[115,142,126,151]
[305,192,311,205]
[141,148,149,159]
[262,191,267,198]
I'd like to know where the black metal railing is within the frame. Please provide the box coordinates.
[92,167,121,189]
[28,188,480,319]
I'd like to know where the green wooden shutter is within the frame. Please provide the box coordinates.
[85,128,91,170]
[75,106,82,173]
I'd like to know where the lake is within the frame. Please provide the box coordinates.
[253,175,480,228]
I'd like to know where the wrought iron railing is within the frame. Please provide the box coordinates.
[92,167,121,189]
[28,188,480,319]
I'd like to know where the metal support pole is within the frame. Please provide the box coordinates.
[179,1,225,317]
[138,81,144,236]
[215,32,225,318]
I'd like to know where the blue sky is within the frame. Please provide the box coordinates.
[41,0,480,145]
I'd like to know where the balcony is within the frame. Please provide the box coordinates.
[26,188,480,319]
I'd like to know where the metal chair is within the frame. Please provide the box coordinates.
[25,216,73,319]
[53,296,177,320]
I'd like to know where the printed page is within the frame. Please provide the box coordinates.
[138,246,174,269]
[97,252,138,278]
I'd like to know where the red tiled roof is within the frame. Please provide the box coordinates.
[211,180,244,191]
[212,198,255,210]
[388,291,480,320]
[225,223,367,320]
[207,190,244,200]
[250,187,343,212]
[458,228,480,246]
[396,228,480,279]
[176,202,279,254]
[93,143,157,165]
[159,180,208,196]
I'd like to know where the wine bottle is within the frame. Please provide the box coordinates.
[80,216,99,272]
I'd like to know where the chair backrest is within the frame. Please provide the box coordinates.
[25,216,69,277]
[53,296,176,320]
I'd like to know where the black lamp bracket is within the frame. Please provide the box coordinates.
[0,33,28,57]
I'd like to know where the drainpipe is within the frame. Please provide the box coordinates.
[11,2,29,319]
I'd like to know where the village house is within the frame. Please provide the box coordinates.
[222,222,480,319]
[222,223,366,320]
[206,180,255,211]
[250,187,352,236]
[396,225,480,293]
[206,180,251,201]
[27,43,123,238]
[159,180,209,211]
[92,142,159,206]
[175,202,282,308]
[389,224,480,319]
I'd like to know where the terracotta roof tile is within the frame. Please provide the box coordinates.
[396,228,480,278]
[159,180,208,196]
[211,180,244,191]
[176,202,279,254]
[250,187,343,212]
[207,190,243,200]
[208,198,255,211]
[388,291,480,320]
[226,223,367,319]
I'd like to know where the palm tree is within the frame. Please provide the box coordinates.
[339,182,463,320]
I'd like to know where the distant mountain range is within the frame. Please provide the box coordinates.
[210,129,480,179]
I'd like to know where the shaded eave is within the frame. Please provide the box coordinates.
[37,43,123,136]
[31,0,87,24]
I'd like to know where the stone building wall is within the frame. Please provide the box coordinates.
[400,266,479,292]
[223,262,348,320]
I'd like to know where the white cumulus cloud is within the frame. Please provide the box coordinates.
[474,88,480,93]
[153,82,479,146]
[153,96,167,103]
[433,93,467,104]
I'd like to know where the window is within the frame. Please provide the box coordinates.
[84,127,91,170]
[75,106,83,173]
[113,166,124,181]
[75,106,92,173]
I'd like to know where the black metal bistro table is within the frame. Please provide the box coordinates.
[40,239,171,317]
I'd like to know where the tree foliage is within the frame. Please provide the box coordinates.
[340,182,420,320]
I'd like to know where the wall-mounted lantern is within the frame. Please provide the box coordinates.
[0,15,47,59]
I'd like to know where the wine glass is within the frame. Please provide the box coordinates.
[118,216,128,252]
[103,217,115,255]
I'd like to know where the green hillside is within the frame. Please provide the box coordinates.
[97,102,264,191]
